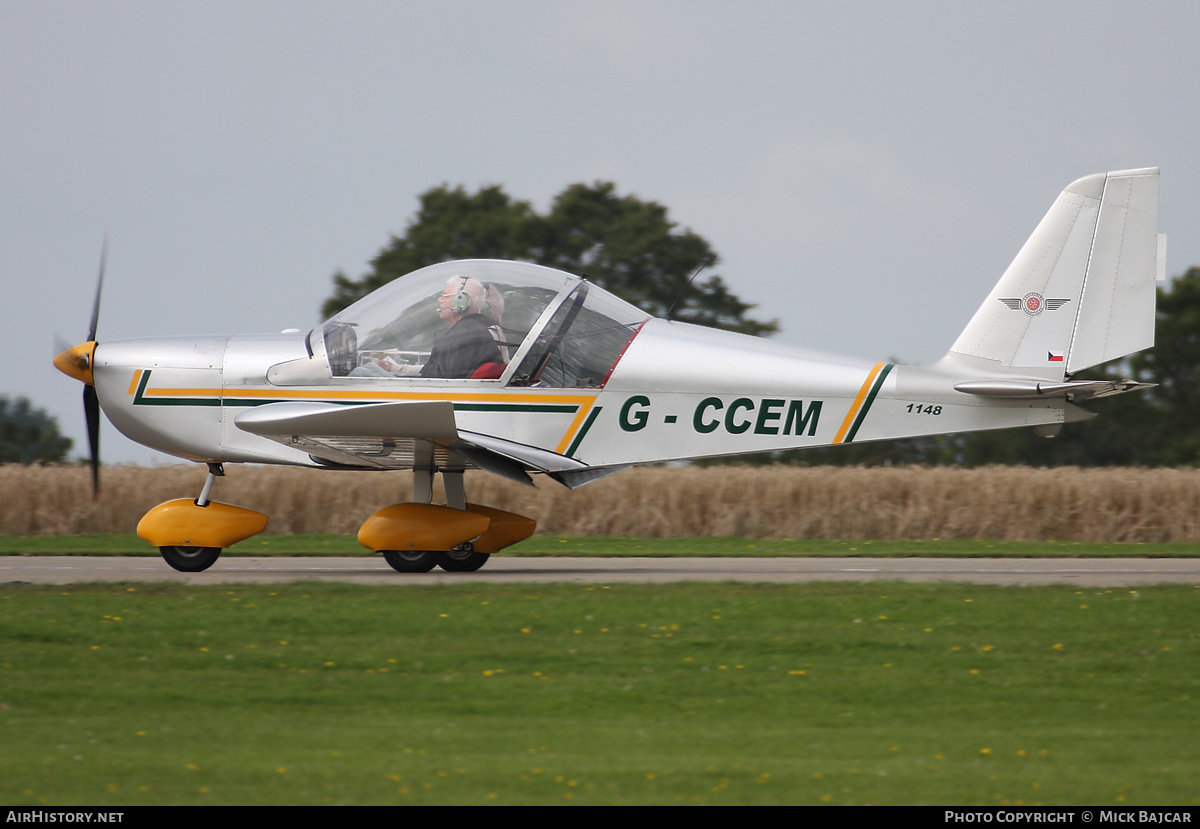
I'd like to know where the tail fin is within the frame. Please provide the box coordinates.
[947,168,1162,379]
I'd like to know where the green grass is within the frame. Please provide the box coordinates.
[2,581,1198,805]
[2,534,1198,557]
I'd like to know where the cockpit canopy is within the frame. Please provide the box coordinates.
[316,260,649,387]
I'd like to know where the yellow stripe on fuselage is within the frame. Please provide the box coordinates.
[554,398,597,455]
[129,376,600,458]
[832,362,885,445]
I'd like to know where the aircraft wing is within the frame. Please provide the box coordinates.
[233,401,598,485]
[234,400,459,440]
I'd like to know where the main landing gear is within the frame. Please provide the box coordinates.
[438,543,490,572]
[379,543,490,574]
[362,470,535,574]
[135,464,536,574]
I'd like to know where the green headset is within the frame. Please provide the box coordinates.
[446,277,497,317]
[450,276,472,313]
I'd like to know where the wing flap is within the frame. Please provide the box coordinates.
[456,430,588,473]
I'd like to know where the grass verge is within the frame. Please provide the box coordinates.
[2,581,1197,805]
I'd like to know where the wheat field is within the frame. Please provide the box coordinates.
[5,463,1200,542]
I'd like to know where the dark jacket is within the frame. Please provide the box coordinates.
[420,314,502,379]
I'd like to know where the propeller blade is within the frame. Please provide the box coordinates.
[84,385,101,497]
[87,233,108,343]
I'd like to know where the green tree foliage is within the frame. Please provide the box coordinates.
[0,396,73,464]
[322,182,778,336]
[1126,266,1200,465]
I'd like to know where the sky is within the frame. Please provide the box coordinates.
[4,0,1199,464]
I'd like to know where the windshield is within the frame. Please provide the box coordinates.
[510,283,648,387]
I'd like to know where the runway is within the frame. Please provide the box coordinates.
[3,555,1199,586]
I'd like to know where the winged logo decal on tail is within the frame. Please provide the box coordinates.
[997,294,1072,316]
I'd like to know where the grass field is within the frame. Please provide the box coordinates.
[2,581,1198,806]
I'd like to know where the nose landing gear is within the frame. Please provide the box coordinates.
[136,464,268,572]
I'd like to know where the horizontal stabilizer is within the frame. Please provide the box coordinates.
[954,378,1154,401]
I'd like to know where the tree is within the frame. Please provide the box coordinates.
[1111,265,1200,465]
[322,182,778,336]
[323,185,540,317]
[0,396,73,464]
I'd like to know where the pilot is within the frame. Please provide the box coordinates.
[419,276,503,379]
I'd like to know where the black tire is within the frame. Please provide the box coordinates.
[438,544,490,573]
[381,550,440,573]
[159,546,221,572]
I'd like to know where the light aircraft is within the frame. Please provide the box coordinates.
[55,168,1164,573]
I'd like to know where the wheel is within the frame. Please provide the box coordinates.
[159,546,221,572]
[381,550,440,573]
[437,543,490,573]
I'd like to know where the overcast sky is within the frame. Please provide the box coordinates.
[4,0,1199,464]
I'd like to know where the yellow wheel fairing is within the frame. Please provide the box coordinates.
[357,503,491,553]
[136,499,268,549]
[463,504,537,553]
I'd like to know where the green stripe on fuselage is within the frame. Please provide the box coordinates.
[844,363,894,444]
[566,406,603,458]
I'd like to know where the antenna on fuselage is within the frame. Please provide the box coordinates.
[666,254,717,323]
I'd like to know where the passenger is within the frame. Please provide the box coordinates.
[482,283,511,362]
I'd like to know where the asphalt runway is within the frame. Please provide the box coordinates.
[3,555,1199,586]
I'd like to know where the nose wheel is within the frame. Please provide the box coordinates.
[159,545,222,572]
[137,463,268,572]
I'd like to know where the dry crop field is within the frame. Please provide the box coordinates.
[5,463,1200,542]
